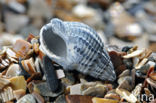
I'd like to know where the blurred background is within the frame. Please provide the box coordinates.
[0,0,155,51]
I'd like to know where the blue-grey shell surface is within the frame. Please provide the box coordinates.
[40,18,116,81]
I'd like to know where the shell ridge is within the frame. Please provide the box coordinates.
[40,18,116,81]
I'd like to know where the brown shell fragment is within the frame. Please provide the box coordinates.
[13,39,32,59]
[26,34,35,43]
[109,51,126,76]
[149,72,156,81]
[146,78,156,88]
[26,72,42,84]
[21,57,36,75]
[66,95,93,103]
[92,97,119,103]
[104,93,120,101]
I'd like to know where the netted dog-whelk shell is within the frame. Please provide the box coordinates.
[40,18,116,81]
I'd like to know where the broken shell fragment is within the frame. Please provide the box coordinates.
[104,92,120,101]
[69,84,82,95]
[149,72,156,81]
[17,94,36,103]
[82,84,108,97]
[118,69,130,78]
[0,87,15,102]
[116,88,137,103]
[6,64,21,78]
[13,89,26,100]
[146,78,156,88]
[0,78,10,90]
[132,83,142,98]
[135,58,148,69]
[123,49,145,59]
[66,95,93,103]
[21,57,36,75]
[9,76,27,90]
[40,18,116,81]
[56,69,65,79]
[13,39,32,59]
[28,82,64,97]
[92,97,119,103]
[32,92,45,103]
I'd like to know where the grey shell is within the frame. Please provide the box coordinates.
[40,18,116,81]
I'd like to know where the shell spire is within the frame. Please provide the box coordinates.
[40,18,116,81]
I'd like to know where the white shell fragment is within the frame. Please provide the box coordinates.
[0,87,15,102]
[6,64,22,78]
[40,18,116,81]
[56,69,65,79]
[135,58,148,69]
[116,88,137,103]
[123,49,145,58]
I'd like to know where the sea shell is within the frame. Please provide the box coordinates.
[40,18,116,81]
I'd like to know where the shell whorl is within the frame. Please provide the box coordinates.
[40,18,116,81]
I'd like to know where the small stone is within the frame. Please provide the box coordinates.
[61,72,75,86]
[55,95,67,103]
[122,46,132,52]
[42,56,61,92]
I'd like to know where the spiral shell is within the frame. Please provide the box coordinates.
[40,18,116,81]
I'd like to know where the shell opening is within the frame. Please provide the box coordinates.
[42,28,67,58]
